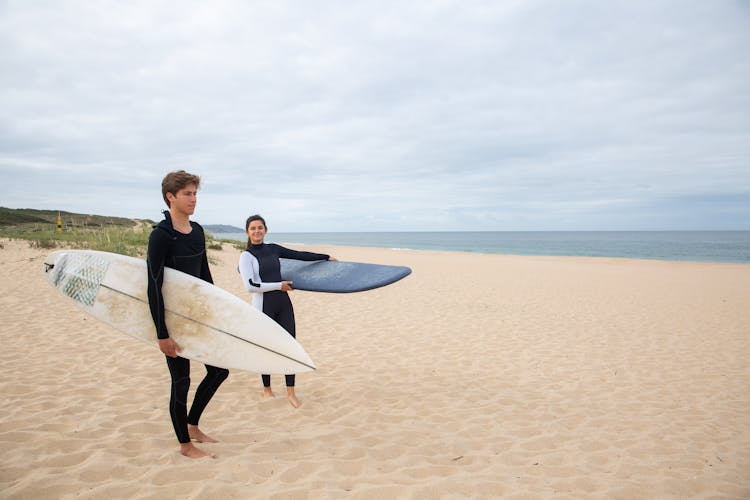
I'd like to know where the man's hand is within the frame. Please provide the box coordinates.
[159,337,182,358]
[281,281,293,292]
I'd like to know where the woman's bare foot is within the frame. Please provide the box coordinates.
[188,424,218,443]
[261,387,275,399]
[180,442,216,459]
[287,388,301,408]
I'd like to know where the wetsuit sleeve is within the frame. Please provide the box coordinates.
[200,247,213,284]
[147,229,170,340]
[276,244,330,262]
[238,251,283,293]
[196,223,213,284]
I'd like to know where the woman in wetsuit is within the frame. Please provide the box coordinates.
[237,214,334,408]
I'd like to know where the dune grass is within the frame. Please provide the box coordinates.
[0,209,229,258]
[0,222,153,256]
[1,224,230,258]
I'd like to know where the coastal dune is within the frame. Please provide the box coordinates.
[1,238,749,498]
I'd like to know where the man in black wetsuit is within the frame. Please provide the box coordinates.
[146,170,229,459]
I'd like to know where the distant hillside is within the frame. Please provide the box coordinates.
[204,224,244,234]
[0,207,146,227]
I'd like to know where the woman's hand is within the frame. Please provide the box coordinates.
[281,281,294,291]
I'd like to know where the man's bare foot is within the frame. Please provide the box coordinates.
[180,442,216,459]
[261,387,275,399]
[287,388,301,408]
[188,424,219,443]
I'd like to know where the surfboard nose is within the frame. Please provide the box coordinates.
[293,349,316,372]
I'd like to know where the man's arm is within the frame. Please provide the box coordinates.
[146,229,169,339]
[196,224,214,284]
[147,229,182,357]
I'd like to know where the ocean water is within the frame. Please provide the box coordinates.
[212,231,750,264]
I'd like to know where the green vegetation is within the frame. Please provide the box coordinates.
[1,219,153,256]
[0,207,137,227]
[213,237,246,251]
[1,207,152,256]
[206,237,246,254]
[0,207,228,257]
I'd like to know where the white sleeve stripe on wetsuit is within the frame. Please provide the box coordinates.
[238,251,284,294]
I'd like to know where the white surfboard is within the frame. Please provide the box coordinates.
[43,250,315,374]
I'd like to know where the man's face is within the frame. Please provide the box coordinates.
[167,183,198,216]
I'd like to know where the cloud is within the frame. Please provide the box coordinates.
[1,0,748,230]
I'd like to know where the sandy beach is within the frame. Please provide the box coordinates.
[1,237,749,499]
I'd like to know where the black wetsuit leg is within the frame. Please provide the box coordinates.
[188,365,229,425]
[166,357,228,443]
[165,356,192,444]
[261,290,297,388]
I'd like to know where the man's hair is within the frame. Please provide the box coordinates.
[161,170,201,207]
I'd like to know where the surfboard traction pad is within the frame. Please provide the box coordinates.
[50,252,109,307]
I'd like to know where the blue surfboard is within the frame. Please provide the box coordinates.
[279,259,411,293]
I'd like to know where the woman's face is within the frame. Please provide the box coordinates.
[247,219,267,245]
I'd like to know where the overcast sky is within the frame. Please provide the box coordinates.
[1,1,748,231]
